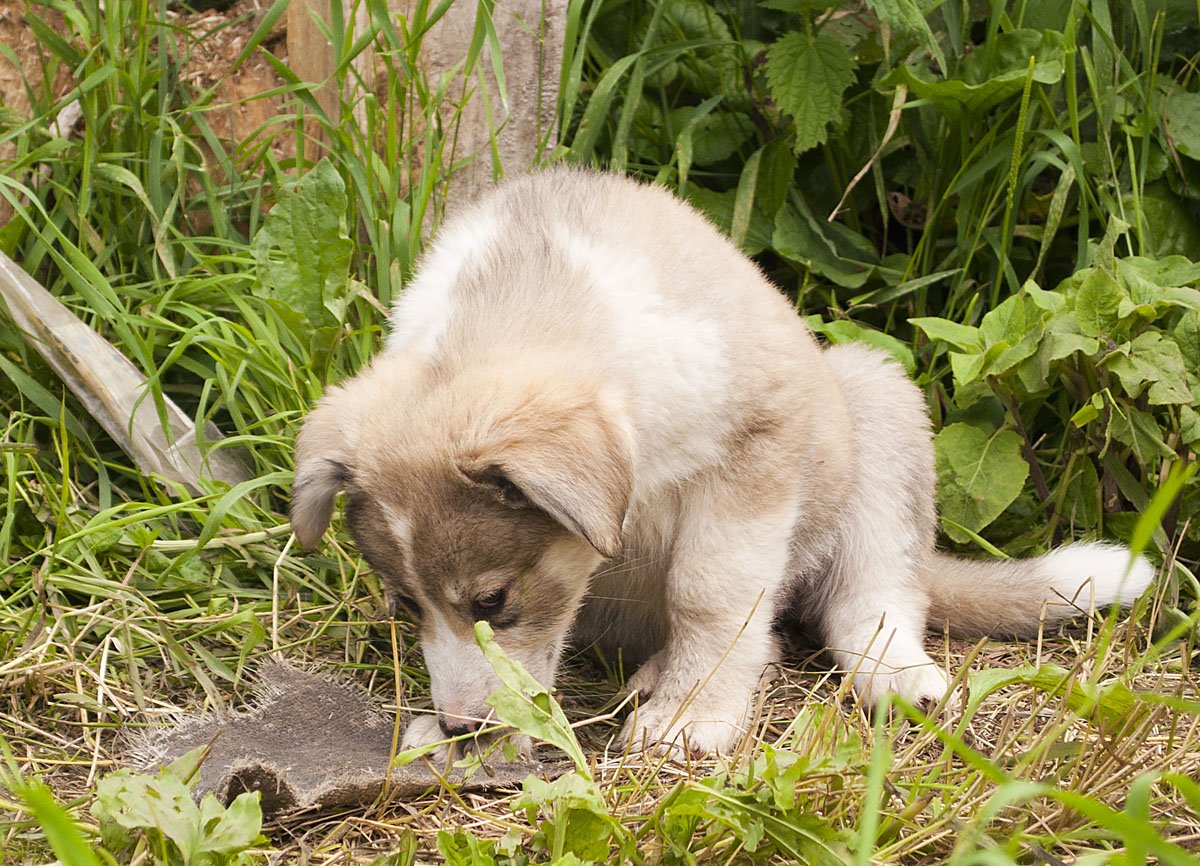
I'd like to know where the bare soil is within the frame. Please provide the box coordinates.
[0,0,291,226]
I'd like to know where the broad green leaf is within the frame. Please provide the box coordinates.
[94,769,202,861]
[252,159,353,330]
[949,342,1009,385]
[765,31,856,154]
[908,316,983,352]
[1024,283,1066,313]
[934,423,1029,543]
[773,203,872,288]
[1063,457,1100,529]
[1174,310,1200,369]
[863,0,945,73]
[979,295,1032,347]
[1017,316,1099,393]
[884,47,1062,119]
[806,316,915,375]
[1071,268,1126,337]
[199,792,264,855]
[977,296,1044,377]
[1181,406,1200,448]
[475,622,590,777]
[1166,90,1200,160]
[1118,256,1200,293]
[1043,311,1100,361]
[1130,183,1200,260]
[516,774,617,861]
[957,29,1065,87]
[669,106,755,166]
[1108,405,1175,462]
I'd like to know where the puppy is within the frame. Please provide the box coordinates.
[291,168,1154,756]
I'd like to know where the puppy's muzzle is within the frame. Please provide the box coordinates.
[438,713,483,737]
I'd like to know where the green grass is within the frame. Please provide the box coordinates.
[1,0,1199,863]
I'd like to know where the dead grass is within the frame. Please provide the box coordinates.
[3,539,1197,863]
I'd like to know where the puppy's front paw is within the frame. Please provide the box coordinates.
[400,714,451,761]
[625,651,666,699]
[620,693,749,757]
[399,714,534,764]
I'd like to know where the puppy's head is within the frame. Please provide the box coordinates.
[291,358,634,736]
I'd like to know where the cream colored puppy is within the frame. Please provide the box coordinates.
[291,168,1154,756]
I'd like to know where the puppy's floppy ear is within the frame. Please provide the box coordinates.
[458,394,633,559]
[291,384,359,548]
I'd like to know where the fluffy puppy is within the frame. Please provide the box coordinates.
[291,168,1154,755]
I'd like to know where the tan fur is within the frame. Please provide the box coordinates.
[291,168,1154,755]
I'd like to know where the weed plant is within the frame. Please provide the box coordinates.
[0,0,1198,863]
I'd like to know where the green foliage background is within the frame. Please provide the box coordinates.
[563,0,1200,571]
[1,0,1199,863]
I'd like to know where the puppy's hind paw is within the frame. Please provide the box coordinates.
[851,662,956,714]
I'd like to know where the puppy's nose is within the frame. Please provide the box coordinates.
[438,714,482,738]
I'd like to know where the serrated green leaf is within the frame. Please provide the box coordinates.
[1105,332,1191,404]
[934,423,1029,543]
[765,31,856,154]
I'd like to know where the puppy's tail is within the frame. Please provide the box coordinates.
[921,543,1155,638]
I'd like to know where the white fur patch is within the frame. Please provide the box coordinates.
[422,612,498,720]
[386,210,501,356]
[553,225,732,492]
[1041,543,1155,608]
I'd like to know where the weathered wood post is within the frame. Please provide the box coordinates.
[286,0,567,202]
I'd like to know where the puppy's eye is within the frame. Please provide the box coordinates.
[473,587,506,614]
[389,592,421,619]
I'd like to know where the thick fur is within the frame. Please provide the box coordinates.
[292,168,1155,756]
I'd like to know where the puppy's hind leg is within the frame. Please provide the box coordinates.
[816,344,948,709]
[819,527,950,709]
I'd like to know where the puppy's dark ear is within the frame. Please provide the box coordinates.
[459,393,633,559]
[292,385,359,548]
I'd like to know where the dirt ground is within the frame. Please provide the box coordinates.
[0,0,291,225]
